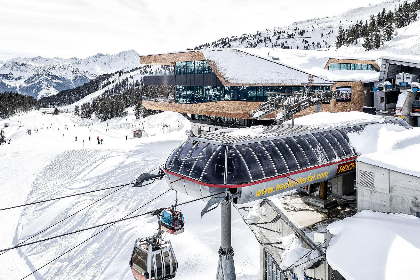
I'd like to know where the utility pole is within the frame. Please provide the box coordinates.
[216,197,236,280]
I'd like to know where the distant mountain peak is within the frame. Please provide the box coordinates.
[0,50,141,99]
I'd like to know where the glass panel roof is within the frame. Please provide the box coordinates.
[249,142,277,179]
[261,140,289,175]
[294,136,318,166]
[165,120,408,186]
[236,144,265,181]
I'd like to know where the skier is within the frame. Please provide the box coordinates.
[75,136,77,141]
[126,135,128,140]
[101,139,103,145]
[97,136,100,145]
[89,136,91,141]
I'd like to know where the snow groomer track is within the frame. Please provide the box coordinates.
[164,117,410,204]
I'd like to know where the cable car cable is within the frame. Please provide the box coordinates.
[1,167,162,257]
[0,182,134,212]
[20,188,171,280]
[1,191,225,254]
[0,185,125,257]
[1,165,164,212]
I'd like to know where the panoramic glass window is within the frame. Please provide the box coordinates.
[175,62,186,75]
[186,61,195,75]
[203,61,213,74]
[195,61,205,74]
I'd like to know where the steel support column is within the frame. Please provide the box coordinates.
[216,200,236,280]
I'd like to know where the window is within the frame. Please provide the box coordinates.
[186,61,194,74]
[336,87,351,102]
[163,251,171,275]
[175,62,186,75]
[131,247,148,273]
[328,62,377,71]
[380,96,385,103]
[203,61,213,74]
[195,61,204,74]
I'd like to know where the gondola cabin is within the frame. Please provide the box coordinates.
[160,209,184,235]
[130,238,178,280]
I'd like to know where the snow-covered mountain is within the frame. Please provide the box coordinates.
[195,0,417,53]
[38,64,173,109]
[0,50,140,99]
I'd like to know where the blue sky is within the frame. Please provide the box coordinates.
[0,0,386,61]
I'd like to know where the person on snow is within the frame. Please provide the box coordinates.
[97,136,100,145]
[101,139,103,144]
[75,136,77,141]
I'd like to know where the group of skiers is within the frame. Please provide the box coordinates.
[75,136,103,144]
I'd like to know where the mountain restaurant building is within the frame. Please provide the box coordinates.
[139,49,368,135]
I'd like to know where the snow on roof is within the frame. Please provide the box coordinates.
[381,55,420,65]
[270,194,327,228]
[284,111,384,127]
[239,48,381,83]
[327,210,420,280]
[201,49,332,86]
[349,124,420,177]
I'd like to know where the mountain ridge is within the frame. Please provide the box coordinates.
[0,50,140,99]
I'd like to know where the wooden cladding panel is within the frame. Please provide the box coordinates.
[143,100,276,119]
[140,51,206,65]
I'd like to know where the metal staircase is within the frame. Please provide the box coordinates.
[249,89,351,122]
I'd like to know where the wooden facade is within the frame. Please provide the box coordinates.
[140,51,206,65]
[143,100,276,119]
[143,81,364,120]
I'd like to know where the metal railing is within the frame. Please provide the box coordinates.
[249,89,351,122]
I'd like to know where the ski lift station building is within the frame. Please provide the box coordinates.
[163,116,410,280]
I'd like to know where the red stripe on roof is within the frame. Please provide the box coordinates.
[164,156,357,189]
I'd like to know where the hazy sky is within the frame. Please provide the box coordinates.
[0,0,386,61]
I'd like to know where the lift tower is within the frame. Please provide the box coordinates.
[216,194,236,280]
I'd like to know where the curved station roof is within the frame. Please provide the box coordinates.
[165,118,409,187]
